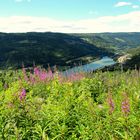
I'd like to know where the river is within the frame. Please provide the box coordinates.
[63,56,116,75]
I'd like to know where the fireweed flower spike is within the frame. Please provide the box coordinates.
[22,65,28,81]
[121,93,130,116]
[29,74,35,84]
[107,94,115,114]
[39,70,48,81]
[20,89,26,101]
[34,67,40,77]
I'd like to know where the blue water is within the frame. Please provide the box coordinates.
[63,56,116,75]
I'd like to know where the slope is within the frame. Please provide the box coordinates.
[0,32,113,69]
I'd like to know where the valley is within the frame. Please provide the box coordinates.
[1,32,140,70]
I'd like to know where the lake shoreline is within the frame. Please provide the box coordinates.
[62,56,116,75]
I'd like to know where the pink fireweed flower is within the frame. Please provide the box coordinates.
[67,72,84,82]
[19,89,26,101]
[107,94,115,114]
[33,67,54,82]
[121,94,130,116]
[29,74,35,84]
[39,71,48,81]
[47,69,53,80]
[22,66,28,81]
[34,67,40,77]
[58,73,65,83]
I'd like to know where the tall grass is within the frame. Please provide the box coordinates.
[0,67,140,139]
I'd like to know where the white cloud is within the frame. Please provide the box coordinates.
[132,5,139,8]
[0,11,140,33]
[115,2,132,7]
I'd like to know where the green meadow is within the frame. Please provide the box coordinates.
[0,68,140,140]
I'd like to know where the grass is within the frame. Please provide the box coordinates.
[0,67,140,139]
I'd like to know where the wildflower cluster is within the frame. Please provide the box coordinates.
[22,67,54,84]
[107,94,115,114]
[19,88,26,101]
[121,93,130,116]
[0,68,139,139]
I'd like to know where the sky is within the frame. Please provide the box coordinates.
[0,0,140,33]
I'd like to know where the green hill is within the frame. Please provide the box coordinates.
[124,54,140,69]
[1,32,140,69]
[73,33,140,69]
[120,46,140,69]
[0,32,113,69]
[74,32,140,53]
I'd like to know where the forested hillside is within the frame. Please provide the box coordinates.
[73,33,140,69]
[74,32,140,52]
[1,32,140,69]
[124,54,140,69]
[0,32,113,69]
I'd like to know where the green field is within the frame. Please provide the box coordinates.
[0,67,140,139]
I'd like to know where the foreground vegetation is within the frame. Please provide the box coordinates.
[0,67,140,139]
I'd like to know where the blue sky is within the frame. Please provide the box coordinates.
[0,0,140,33]
[1,0,140,19]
